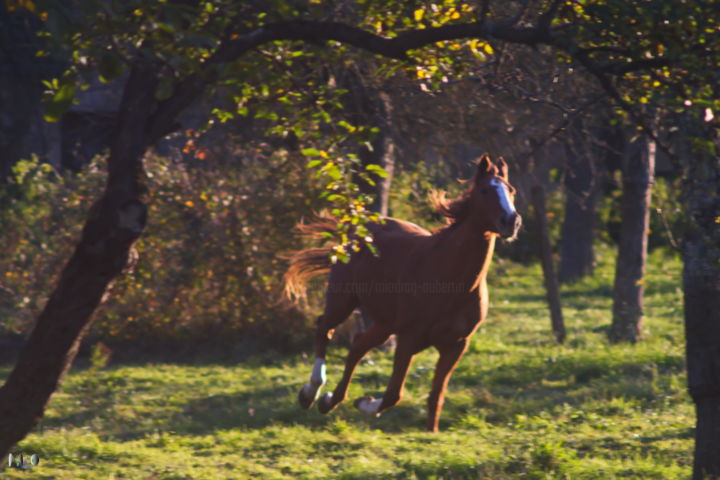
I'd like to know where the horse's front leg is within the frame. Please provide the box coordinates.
[355,336,416,417]
[298,313,339,409]
[426,339,468,432]
[317,322,390,414]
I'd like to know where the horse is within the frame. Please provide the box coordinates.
[284,154,522,432]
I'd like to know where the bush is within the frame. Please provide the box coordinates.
[0,147,325,347]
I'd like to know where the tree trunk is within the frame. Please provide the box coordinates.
[608,136,655,343]
[679,122,720,479]
[0,60,159,457]
[369,91,395,217]
[531,185,566,343]
[558,133,599,284]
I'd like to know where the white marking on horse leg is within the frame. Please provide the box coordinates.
[310,358,327,387]
[300,358,327,405]
[356,397,383,416]
[490,178,516,217]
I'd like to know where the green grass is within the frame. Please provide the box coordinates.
[1,246,691,479]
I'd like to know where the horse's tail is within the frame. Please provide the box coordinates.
[283,216,338,304]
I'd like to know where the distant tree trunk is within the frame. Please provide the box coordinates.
[608,136,655,343]
[355,89,395,217]
[532,185,566,343]
[356,91,395,339]
[558,127,599,283]
[678,120,720,480]
[0,60,159,457]
[370,91,395,217]
[336,67,396,217]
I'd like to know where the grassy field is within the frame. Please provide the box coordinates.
[1,246,691,479]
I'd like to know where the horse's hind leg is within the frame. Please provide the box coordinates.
[355,336,417,417]
[298,290,356,409]
[316,322,391,414]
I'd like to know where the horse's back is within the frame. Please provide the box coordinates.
[369,217,432,239]
[328,217,432,295]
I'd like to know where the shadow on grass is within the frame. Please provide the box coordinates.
[40,370,425,442]
[34,338,687,441]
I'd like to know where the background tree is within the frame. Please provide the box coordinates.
[609,134,656,343]
[558,117,602,284]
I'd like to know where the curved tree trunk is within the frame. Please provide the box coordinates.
[0,61,159,456]
[608,136,655,343]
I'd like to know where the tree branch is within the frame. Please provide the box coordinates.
[570,49,674,160]
[215,19,554,63]
[148,18,556,143]
[147,16,680,146]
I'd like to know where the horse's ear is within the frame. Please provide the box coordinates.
[474,153,494,184]
[496,156,509,179]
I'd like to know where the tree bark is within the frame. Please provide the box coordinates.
[679,122,720,479]
[608,136,655,343]
[532,185,566,343]
[341,71,396,217]
[558,128,600,284]
[370,91,395,217]
[0,60,159,457]
[354,90,395,336]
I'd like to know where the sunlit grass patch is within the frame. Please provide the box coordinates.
[1,246,691,479]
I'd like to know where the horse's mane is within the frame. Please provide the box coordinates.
[428,188,474,227]
[429,160,502,228]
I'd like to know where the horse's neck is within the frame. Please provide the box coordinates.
[439,219,496,289]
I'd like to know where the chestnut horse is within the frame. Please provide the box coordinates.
[284,154,521,432]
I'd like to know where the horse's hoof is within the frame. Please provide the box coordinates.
[354,396,382,417]
[317,392,335,414]
[298,384,318,409]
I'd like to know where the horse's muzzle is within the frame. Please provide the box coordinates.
[499,213,522,240]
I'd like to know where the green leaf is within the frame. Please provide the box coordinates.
[365,164,389,178]
[337,120,356,132]
[43,82,76,123]
[326,164,342,180]
[307,160,322,168]
[301,147,321,157]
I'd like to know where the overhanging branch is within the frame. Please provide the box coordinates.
[147,14,684,146]
[149,18,556,143]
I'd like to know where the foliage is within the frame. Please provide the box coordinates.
[0,148,324,345]
[599,173,686,251]
[0,156,103,334]
[12,0,715,268]
[1,246,690,479]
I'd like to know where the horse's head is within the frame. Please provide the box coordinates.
[471,154,522,240]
